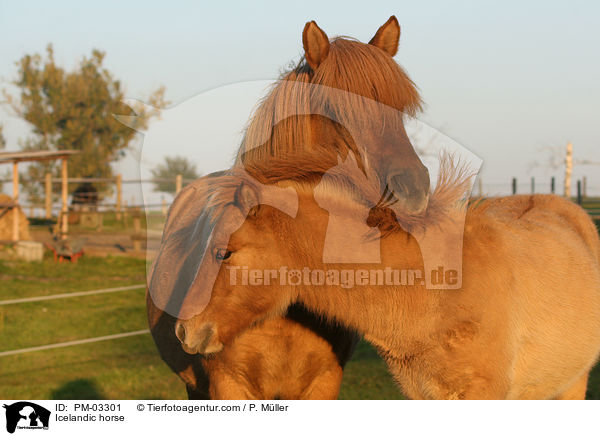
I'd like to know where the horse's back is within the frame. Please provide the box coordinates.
[465,194,600,398]
[480,194,600,261]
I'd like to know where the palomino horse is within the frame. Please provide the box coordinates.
[174,157,600,399]
[148,16,432,319]
[148,173,357,399]
[148,299,356,399]
[148,16,430,398]
[237,15,430,215]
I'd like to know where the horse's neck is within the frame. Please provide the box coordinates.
[293,191,441,355]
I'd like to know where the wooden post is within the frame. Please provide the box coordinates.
[511,177,517,195]
[133,212,141,252]
[133,212,141,233]
[116,174,123,221]
[530,177,535,194]
[12,161,19,241]
[124,200,129,227]
[61,158,68,239]
[175,174,182,195]
[45,173,52,219]
[551,176,555,194]
[564,142,573,198]
[576,180,582,205]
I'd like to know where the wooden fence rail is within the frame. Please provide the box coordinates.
[1,173,191,222]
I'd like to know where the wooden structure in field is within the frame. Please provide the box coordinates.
[0,150,79,241]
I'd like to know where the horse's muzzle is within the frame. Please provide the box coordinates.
[174,320,224,355]
[386,167,430,215]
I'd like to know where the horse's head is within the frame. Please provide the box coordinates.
[303,16,431,214]
[149,172,300,355]
[168,158,393,355]
[239,16,430,216]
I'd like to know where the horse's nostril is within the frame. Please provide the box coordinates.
[175,322,186,344]
[386,169,430,214]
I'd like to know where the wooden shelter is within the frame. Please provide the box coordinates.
[0,150,79,241]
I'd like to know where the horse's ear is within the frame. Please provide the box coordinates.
[303,20,330,70]
[235,183,260,218]
[369,16,400,57]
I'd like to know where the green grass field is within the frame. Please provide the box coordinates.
[0,255,401,400]
[0,254,598,399]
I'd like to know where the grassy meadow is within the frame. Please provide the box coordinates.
[0,253,598,400]
[0,255,400,400]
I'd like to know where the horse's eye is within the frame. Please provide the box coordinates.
[215,248,232,261]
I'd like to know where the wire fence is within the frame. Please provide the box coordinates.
[474,176,599,199]
[0,330,150,358]
[0,283,148,358]
[0,284,145,306]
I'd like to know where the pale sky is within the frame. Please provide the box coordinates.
[1,0,599,204]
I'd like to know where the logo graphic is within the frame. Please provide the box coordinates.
[3,402,50,434]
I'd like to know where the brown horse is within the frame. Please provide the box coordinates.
[174,157,600,399]
[237,15,430,214]
[148,173,357,399]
